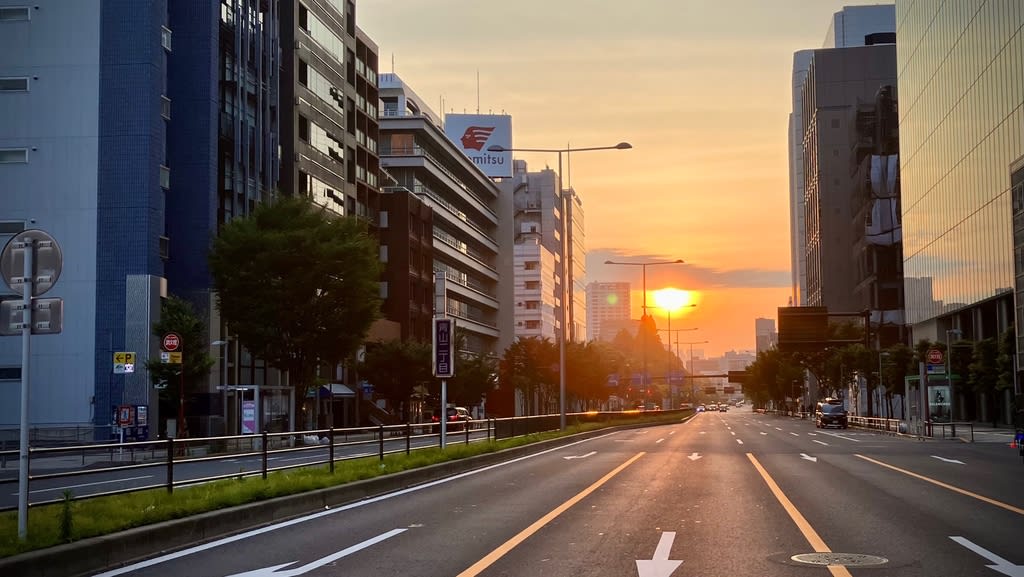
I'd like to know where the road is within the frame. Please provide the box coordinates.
[83,409,1024,577]
[0,428,490,510]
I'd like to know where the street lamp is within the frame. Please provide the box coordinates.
[488,141,632,430]
[680,340,709,400]
[604,259,685,400]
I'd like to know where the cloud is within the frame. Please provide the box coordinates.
[588,248,790,289]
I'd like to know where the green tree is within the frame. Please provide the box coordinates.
[358,339,431,421]
[208,196,381,409]
[499,337,557,415]
[566,341,619,411]
[880,344,914,418]
[144,295,215,436]
[447,352,497,408]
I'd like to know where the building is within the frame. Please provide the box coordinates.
[754,318,776,353]
[587,282,631,342]
[897,1,1024,421]
[378,74,511,356]
[502,161,585,345]
[789,5,895,306]
[0,0,173,434]
[279,0,380,220]
[802,43,897,313]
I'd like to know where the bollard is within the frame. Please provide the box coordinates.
[378,425,384,462]
[405,423,411,455]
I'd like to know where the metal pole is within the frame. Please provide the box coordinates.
[666,309,671,408]
[558,150,567,431]
[17,238,33,540]
[440,378,447,449]
[689,343,695,401]
[641,264,647,400]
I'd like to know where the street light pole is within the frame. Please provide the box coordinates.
[680,340,709,400]
[488,142,631,430]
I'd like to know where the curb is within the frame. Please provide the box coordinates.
[0,424,663,577]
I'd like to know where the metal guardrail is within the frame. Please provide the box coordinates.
[924,421,974,442]
[0,410,681,511]
[848,416,905,434]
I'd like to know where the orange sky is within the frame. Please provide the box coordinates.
[360,1,887,356]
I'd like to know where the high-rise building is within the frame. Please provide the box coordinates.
[0,1,174,433]
[378,74,511,356]
[587,282,630,342]
[502,161,585,344]
[279,0,380,220]
[802,43,897,312]
[754,318,776,353]
[897,2,1023,403]
[789,5,895,306]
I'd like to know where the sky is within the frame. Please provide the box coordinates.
[359,1,890,357]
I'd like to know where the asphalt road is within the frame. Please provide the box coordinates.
[0,429,490,509]
[82,409,1024,577]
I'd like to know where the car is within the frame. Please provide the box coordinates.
[719,405,728,412]
[696,404,706,412]
[816,398,848,429]
[432,406,472,431]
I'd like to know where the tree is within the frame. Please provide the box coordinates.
[144,295,215,436]
[208,196,381,409]
[566,341,619,410]
[880,344,914,418]
[499,337,557,415]
[447,352,497,409]
[968,337,1000,425]
[358,339,431,422]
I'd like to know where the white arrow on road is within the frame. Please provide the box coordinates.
[932,455,965,465]
[951,536,1024,576]
[564,451,597,460]
[687,452,702,461]
[636,531,683,577]
[800,453,817,462]
[226,528,407,577]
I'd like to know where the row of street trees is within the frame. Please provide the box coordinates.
[743,327,1016,422]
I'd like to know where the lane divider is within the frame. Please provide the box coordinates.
[855,454,1024,516]
[456,452,647,577]
[747,453,853,577]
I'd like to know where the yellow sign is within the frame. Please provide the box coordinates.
[113,352,136,365]
[162,351,183,364]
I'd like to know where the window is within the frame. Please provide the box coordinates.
[159,236,170,260]
[525,301,539,310]
[0,77,28,92]
[524,281,540,290]
[524,261,539,270]
[0,149,28,163]
[161,26,172,51]
[159,165,170,189]
[0,367,21,380]
[161,96,171,119]
[525,320,541,330]
[0,7,30,21]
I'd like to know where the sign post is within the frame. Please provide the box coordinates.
[1,229,63,541]
[433,270,453,448]
[162,333,185,439]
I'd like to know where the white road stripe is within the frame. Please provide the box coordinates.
[812,440,829,446]
[789,432,799,437]
[821,432,862,442]
[18,475,154,495]
[736,439,744,445]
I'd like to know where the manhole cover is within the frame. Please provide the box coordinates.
[791,553,889,567]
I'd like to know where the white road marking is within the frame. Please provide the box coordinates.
[89,431,622,577]
[563,451,597,460]
[730,431,736,436]
[821,431,862,442]
[736,439,744,445]
[931,456,965,465]
[687,452,702,461]
[789,432,799,437]
[950,536,1024,576]
[225,528,407,577]
[812,440,829,446]
[19,475,154,495]
[760,432,767,435]
[807,433,818,436]
[775,427,783,431]
[636,531,683,577]
[800,453,817,462]
[656,438,665,444]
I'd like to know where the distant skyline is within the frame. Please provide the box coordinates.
[360,1,890,356]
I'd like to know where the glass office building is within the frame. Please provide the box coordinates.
[897,2,1023,343]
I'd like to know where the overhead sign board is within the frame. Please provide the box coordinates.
[433,317,455,378]
[444,114,513,178]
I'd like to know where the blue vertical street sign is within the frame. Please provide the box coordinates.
[433,317,455,378]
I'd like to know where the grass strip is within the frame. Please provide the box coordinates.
[0,412,683,558]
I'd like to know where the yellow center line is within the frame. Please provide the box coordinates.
[456,452,646,577]
[855,454,1024,516]
[747,453,853,577]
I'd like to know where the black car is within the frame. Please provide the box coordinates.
[816,400,848,429]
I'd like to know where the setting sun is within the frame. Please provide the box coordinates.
[652,288,697,311]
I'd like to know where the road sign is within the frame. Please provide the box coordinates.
[113,351,136,374]
[432,317,455,378]
[117,405,134,427]
[162,332,181,352]
[0,297,64,336]
[0,229,63,297]
[161,351,182,364]
[927,348,943,364]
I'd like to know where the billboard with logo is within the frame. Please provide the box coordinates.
[444,113,513,178]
